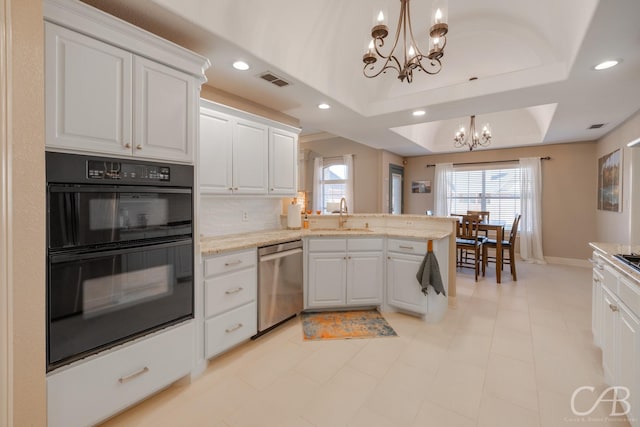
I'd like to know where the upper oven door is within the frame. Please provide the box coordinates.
[48,185,192,250]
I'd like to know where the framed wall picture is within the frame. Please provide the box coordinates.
[597,149,622,212]
[411,180,431,193]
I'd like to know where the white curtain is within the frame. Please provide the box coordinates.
[312,157,323,213]
[343,154,354,213]
[434,163,453,216]
[519,157,545,263]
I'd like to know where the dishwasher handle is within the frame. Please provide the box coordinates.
[259,248,303,262]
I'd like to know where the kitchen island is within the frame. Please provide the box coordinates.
[201,214,458,307]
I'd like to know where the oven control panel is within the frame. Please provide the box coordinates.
[87,160,170,182]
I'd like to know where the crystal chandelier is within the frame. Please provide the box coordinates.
[454,115,492,151]
[362,0,449,83]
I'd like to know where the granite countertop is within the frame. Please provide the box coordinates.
[589,242,640,283]
[201,227,452,255]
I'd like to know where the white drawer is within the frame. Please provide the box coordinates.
[308,238,346,252]
[205,267,257,318]
[204,248,256,277]
[619,275,640,318]
[387,238,426,255]
[47,322,194,427]
[347,237,384,251]
[205,302,257,359]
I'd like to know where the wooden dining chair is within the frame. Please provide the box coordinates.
[467,210,490,222]
[482,214,521,281]
[456,214,484,281]
[467,210,491,237]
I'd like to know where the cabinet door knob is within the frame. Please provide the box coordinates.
[609,303,619,312]
[124,143,131,149]
[136,144,142,150]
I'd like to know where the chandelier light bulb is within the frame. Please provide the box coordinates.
[435,8,443,23]
[377,11,385,23]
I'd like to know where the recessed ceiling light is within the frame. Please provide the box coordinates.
[232,61,250,71]
[412,110,426,117]
[593,60,620,71]
[318,103,331,110]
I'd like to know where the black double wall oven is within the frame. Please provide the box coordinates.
[46,152,194,371]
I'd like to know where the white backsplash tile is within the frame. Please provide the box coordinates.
[199,196,282,237]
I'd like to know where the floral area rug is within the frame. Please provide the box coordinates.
[300,309,397,341]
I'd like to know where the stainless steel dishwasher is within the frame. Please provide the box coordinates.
[255,239,303,336]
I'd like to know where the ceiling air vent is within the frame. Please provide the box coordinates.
[588,123,605,129]
[259,71,290,87]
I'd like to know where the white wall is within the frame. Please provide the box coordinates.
[596,109,640,244]
[199,197,282,236]
[300,136,386,213]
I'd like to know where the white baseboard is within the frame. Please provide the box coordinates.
[544,256,591,268]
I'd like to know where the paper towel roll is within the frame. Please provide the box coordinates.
[287,203,301,229]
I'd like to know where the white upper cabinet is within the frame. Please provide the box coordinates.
[44,1,208,164]
[232,119,269,195]
[133,57,195,163]
[45,23,133,156]
[199,100,299,196]
[269,128,298,195]
[199,108,233,194]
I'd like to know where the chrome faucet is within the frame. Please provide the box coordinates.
[339,197,348,228]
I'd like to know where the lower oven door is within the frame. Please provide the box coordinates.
[47,239,193,371]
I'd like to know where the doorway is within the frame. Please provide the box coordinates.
[389,164,404,215]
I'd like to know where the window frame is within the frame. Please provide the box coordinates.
[447,163,522,228]
[320,158,348,214]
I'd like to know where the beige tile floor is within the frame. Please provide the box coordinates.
[101,262,632,427]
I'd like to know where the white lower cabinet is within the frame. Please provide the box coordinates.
[306,237,383,309]
[592,256,604,347]
[347,251,384,305]
[601,284,618,384]
[47,321,194,427]
[591,253,640,427]
[203,248,257,359]
[386,238,440,315]
[307,251,347,307]
[387,251,427,314]
[205,302,257,358]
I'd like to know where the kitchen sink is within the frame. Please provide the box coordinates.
[310,228,373,232]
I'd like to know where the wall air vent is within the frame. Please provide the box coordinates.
[259,71,290,87]
[588,123,605,129]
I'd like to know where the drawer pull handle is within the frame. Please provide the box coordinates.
[609,303,619,312]
[224,260,242,267]
[118,366,149,384]
[225,287,244,294]
[225,323,243,333]
[399,245,414,250]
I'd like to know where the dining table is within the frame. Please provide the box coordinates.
[477,220,507,283]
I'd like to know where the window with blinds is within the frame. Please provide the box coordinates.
[448,166,521,225]
[321,163,347,213]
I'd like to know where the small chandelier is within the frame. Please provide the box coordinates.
[362,0,449,83]
[454,115,492,151]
